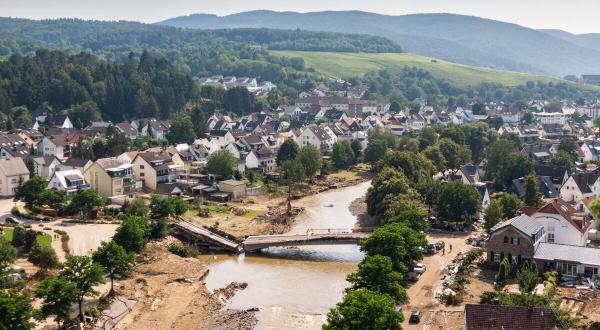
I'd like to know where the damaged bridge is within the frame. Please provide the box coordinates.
[173,221,242,253]
[242,229,369,252]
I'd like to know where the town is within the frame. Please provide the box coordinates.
[3,3,600,330]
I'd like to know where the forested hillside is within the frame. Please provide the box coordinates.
[159,10,600,77]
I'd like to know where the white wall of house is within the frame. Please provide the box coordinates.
[533,213,587,246]
[560,176,593,203]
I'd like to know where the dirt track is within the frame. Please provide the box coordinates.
[113,238,256,330]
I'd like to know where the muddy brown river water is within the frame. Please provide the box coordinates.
[200,181,370,329]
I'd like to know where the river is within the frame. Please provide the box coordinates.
[200,181,370,329]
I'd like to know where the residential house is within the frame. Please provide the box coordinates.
[115,122,139,140]
[254,146,276,173]
[298,125,337,153]
[487,214,546,266]
[155,182,186,198]
[38,133,82,160]
[580,140,600,162]
[521,144,554,164]
[132,152,185,191]
[17,129,44,148]
[30,156,61,180]
[83,158,136,199]
[0,158,30,197]
[58,158,93,173]
[510,176,560,199]
[531,199,591,246]
[534,243,600,279]
[560,171,600,203]
[464,304,557,330]
[47,169,89,196]
[218,179,246,200]
[534,164,569,186]
[458,164,483,184]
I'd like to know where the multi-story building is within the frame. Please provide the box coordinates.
[83,157,136,199]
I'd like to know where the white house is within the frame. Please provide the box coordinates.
[534,112,567,125]
[48,169,89,196]
[298,125,337,153]
[0,158,30,197]
[580,141,600,162]
[532,199,592,246]
[560,171,600,203]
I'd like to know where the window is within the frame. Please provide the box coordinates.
[11,178,16,184]
[510,237,519,245]
[511,255,519,264]
[140,173,145,177]
[493,253,501,263]
[548,233,555,243]
[140,165,145,169]
[503,236,508,243]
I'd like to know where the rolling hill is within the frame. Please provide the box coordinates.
[270,51,599,90]
[159,10,600,77]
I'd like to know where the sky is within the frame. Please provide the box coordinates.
[1,0,600,34]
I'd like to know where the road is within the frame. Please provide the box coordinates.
[402,231,472,329]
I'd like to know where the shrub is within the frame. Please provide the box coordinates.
[168,243,198,258]
[10,207,20,216]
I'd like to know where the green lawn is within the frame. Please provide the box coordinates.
[1,228,52,248]
[272,50,600,90]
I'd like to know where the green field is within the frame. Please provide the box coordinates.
[1,228,52,248]
[272,50,580,89]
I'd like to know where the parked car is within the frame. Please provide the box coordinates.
[406,271,420,282]
[424,243,436,255]
[409,310,422,324]
[5,216,21,224]
[413,263,427,274]
[435,240,445,250]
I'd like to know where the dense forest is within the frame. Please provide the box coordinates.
[351,67,600,107]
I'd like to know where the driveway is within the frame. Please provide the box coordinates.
[402,231,472,329]
[40,220,119,257]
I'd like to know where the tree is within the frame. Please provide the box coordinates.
[190,107,208,138]
[484,199,504,234]
[361,222,426,273]
[437,138,471,170]
[70,189,105,215]
[166,113,196,144]
[14,176,47,208]
[68,101,101,129]
[347,255,408,303]
[0,290,34,330]
[350,140,363,161]
[277,138,300,165]
[496,257,510,283]
[280,159,305,215]
[523,172,543,207]
[366,167,413,216]
[123,198,149,217]
[113,216,149,253]
[206,149,236,178]
[589,200,600,221]
[332,141,354,169]
[297,144,322,179]
[37,188,68,210]
[551,150,575,173]
[385,210,429,233]
[421,145,447,172]
[435,180,482,226]
[378,150,436,183]
[59,256,105,322]
[363,139,387,165]
[0,238,17,272]
[517,262,540,294]
[323,289,403,330]
[388,101,401,113]
[35,277,79,327]
[150,195,188,219]
[27,243,59,273]
[418,127,438,150]
[558,138,577,157]
[485,140,533,189]
[93,241,134,295]
[497,193,524,219]
[441,127,466,145]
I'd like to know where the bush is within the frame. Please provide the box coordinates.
[150,218,168,239]
[10,207,20,216]
[168,243,198,258]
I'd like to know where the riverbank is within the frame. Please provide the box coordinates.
[185,168,373,240]
[113,238,257,330]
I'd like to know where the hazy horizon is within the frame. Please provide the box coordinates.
[1,0,600,34]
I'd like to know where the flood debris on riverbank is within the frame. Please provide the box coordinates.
[112,238,257,330]
[349,196,380,231]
